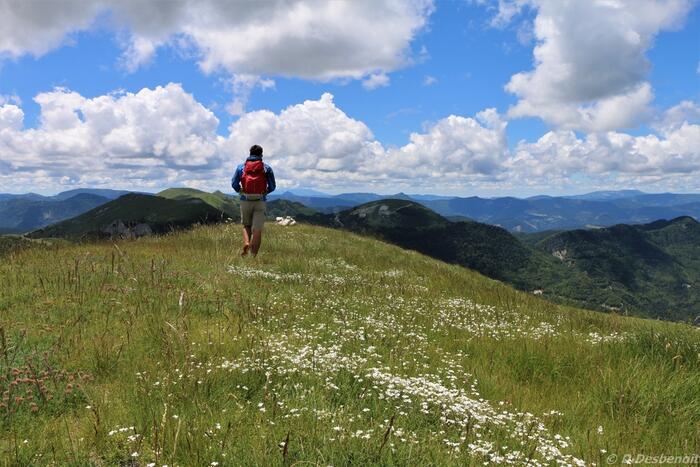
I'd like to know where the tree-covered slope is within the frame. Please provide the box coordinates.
[305,201,700,322]
[28,193,224,239]
[534,217,700,321]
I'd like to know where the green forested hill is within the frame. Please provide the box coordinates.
[28,193,225,239]
[303,200,700,322]
[158,188,319,221]
[536,217,700,322]
[0,223,697,464]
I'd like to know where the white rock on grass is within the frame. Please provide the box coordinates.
[276,216,297,226]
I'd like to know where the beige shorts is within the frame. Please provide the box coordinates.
[240,200,266,231]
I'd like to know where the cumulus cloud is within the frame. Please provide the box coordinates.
[2,87,699,194]
[224,93,384,186]
[222,93,511,190]
[381,109,509,183]
[654,100,700,132]
[362,73,391,90]
[222,92,700,192]
[496,0,693,131]
[510,123,700,189]
[0,83,223,191]
[0,0,434,81]
[0,1,102,58]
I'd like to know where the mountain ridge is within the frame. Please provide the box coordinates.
[300,199,700,322]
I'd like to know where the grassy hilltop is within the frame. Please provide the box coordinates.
[0,224,698,465]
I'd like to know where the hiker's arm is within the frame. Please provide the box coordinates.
[266,166,276,194]
[231,165,242,193]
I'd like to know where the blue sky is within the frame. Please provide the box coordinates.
[0,0,698,196]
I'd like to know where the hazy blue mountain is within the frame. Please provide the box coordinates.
[0,193,112,233]
[408,194,457,201]
[0,193,46,202]
[270,193,358,212]
[8,188,700,234]
[284,188,330,197]
[564,190,646,200]
[269,190,700,231]
[51,188,134,201]
[333,192,386,204]
[418,195,700,232]
[614,193,700,207]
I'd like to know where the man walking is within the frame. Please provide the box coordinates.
[231,145,276,256]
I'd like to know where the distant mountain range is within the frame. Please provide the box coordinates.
[0,189,135,233]
[25,189,313,240]
[273,189,700,232]
[4,188,700,233]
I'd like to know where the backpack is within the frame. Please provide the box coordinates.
[241,160,268,195]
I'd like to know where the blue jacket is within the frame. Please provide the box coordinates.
[231,156,276,201]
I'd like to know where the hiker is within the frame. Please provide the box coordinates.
[231,145,276,256]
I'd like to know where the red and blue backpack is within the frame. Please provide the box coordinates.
[241,160,267,195]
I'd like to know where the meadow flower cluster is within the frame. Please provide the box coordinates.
[227,265,360,287]
[435,298,630,344]
[202,284,590,465]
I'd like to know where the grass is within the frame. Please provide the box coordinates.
[0,223,698,465]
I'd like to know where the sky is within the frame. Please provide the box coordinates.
[0,0,698,196]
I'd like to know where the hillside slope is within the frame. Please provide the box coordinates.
[0,224,697,465]
[302,200,700,322]
[28,193,224,239]
[537,217,700,321]
[158,188,241,219]
[158,188,318,221]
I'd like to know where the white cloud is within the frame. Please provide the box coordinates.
[498,0,693,131]
[226,95,514,190]
[0,83,223,192]
[381,109,509,183]
[225,74,276,116]
[655,100,700,131]
[0,0,434,83]
[0,94,21,106]
[423,75,438,86]
[1,88,699,194]
[510,122,700,188]
[362,73,391,90]
[0,1,102,58]
[490,0,528,27]
[224,93,384,184]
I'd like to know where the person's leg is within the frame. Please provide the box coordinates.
[250,201,266,257]
[250,229,263,256]
[242,225,252,256]
[240,201,253,256]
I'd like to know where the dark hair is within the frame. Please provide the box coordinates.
[249,145,263,157]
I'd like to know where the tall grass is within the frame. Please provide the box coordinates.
[0,223,698,465]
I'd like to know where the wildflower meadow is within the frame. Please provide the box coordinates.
[0,223,698,465]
